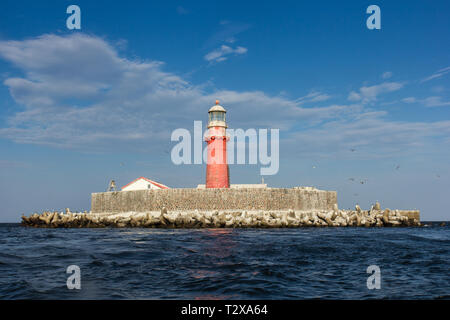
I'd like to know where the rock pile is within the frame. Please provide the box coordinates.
[21,204,420,228]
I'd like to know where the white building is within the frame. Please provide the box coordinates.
[122,177,169,191]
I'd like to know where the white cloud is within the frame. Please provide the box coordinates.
[348,91,361,102]
[348,82,404,103]
[203,21,250,49]
[431,85,445,93]
[287,111,450,158]
[0,33,449,162]
[381,71,393,79]
[295,91,331,105]
[402,97,416,103]
[225,37,236,43]
[0,34,341,151]
[421,66,450,82]
[422,96,450,107]
[204,45,247,63]
[398,96,450,107]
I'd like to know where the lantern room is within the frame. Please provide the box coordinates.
[208,100,227,128]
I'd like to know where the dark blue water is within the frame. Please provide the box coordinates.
[0,223,448,299]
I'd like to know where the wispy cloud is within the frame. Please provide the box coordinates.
[401,96,450,107]
[287,111,450,159]
[203,21,250,49]
[295,91,331,105]
[421,66,450,82]
[381,71,393,79]
[431,85,445,93]
[401,97,416,103]
[422,96,450,107]
[348,82,404,103]
[204,45,247,63]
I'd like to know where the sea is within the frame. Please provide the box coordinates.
[0,223,448,299]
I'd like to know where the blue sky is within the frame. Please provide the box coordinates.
[0,0,449,221]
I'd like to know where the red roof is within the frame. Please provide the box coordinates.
[121,177,170,190]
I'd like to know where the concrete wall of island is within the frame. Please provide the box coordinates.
[91,188,338,213]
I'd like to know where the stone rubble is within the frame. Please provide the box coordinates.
[21,203,421,228]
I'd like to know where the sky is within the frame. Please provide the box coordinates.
[0,0,449,222]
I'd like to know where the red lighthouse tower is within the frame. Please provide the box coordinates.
[205,100,230,188]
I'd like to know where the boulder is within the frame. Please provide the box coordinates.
[288,209,295,218]
[374,202,381,210]
[382,210,390,225]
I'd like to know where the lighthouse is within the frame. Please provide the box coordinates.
[205,100,230,188]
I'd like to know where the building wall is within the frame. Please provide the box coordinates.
[91,187,338,213]
[122,179,161,191]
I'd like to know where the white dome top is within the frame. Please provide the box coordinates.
[208,100,226,113]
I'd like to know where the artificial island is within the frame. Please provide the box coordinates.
[21,101,420,228]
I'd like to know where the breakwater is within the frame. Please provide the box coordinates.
[91,187,338,213]
[21,204,421,228]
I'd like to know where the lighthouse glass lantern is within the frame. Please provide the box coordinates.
[207,102,227,129]
[205,100,230,188]
[209,110,225,122]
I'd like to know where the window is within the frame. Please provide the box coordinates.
[209,111,225,122]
